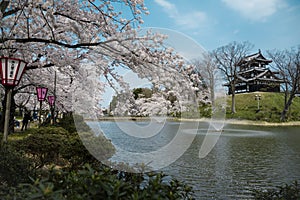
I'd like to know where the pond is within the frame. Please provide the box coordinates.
[87,120,300,199]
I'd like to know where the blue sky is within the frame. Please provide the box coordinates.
[141,0,300,52]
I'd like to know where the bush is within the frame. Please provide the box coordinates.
[0,145,34,186]
[58,113,91,133]
[199,102,212,118]
[253,181,300,200]
[6,164,194,200]
[12,126,115,169]
[61,132,115,169]
[23,126,72,136]
[56,113,116,168]
[12,127,70,168]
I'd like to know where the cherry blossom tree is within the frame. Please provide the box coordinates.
[0,0,180,76]
[113,89,184,117]
[111,63,210,118]
[0,0,202,132]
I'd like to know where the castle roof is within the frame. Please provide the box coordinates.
[236,69,284,83]
[238,50,272,65]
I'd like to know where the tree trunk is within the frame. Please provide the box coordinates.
[0,90,16,134]
[210,79,215,107]
[231,84,236,113]
[280,93,295,122]
[284,82,288,106]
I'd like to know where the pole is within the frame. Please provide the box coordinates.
[2,88,12,144]
[50,105,55,125]
[255,95,261,110]
[53,71,57,124]
[39,100,42,126]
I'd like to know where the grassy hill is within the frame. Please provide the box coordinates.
[225,92,300,122]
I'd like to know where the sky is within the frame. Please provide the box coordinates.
[141,0,300,52]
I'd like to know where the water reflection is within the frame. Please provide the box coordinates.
[88,121,300,199]
[184,128,273,137]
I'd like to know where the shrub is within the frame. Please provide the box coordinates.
[12,127,70,168]
[253,181,300,200]
[56,113,116,168]
[7,165,194,200]
[58,113,91,133]
[24,126,72,136]
[199,102,212,118]
[12,126,115,169]
[0,145,34,186]
[61,132,115,169]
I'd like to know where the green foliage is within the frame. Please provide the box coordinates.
[198,102,212,118]
[109,96,118,115]
[56,114,115,168]
[179,102,212,119]
[166,91,177,104]
[133,88,153,99]
[5,165,194,200]
[57,113,91,133]
[139,172,194,199]
[11,126,115,169]
[80,132,115,160]
[61,131,115,169]
[12,127,71,168]
[0,145,34,186]
[23,126,72,136]
[253,181,300,200]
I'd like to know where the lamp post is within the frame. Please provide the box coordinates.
[0,57,27,143]
[31,93,37,120]
[36,87,48,126]
[47,95,55,124]
[255,94,261,110]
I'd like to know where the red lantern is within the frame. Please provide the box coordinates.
[47,95,55,106]
[0,57,27,143]
[36,87,48,101]
[0,57,27,87]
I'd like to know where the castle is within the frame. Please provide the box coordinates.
[225,50,284,94]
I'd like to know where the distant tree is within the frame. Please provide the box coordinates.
[109,96,118,115]
[111,86,189,117]
[133,88,152,99]
[213,41,253,113]
[268,46,300,121]
[192,52,218,106]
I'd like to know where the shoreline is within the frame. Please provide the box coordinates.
[90,117,300,127]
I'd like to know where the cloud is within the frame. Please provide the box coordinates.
[222,0,286,21]
[154,0,207,29]
[233,29,239,35]
[154,0,176,12]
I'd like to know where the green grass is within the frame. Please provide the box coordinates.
[8,131,31,142]
[226,92,300,122]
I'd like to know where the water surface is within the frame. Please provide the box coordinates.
[88,121,300,199]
